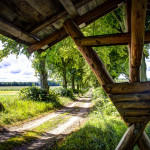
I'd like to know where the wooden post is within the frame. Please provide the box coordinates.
[115,123,147,150]
[63,18,114,86]
[129,0,150,149]
[130,0,147,82]
[138,132,150,150]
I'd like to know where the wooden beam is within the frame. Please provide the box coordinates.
[116,123,147,150]
[0,18,38,44]
[63,18,114,86]
[138,132,150,150]
[76,33,131,46]
[104,81,150,94]
[28,0,124,53]
[27,28,66,54]
[58,0,79,18]
[75,31,150,46]
[130,0,147,82]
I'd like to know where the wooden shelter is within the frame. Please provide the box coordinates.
[0,0,150,149]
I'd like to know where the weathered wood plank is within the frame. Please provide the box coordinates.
[59,0,79,18]
[118,108,150,117]
[28,0,123,53]
[103,81,150,94]
[26,0,56,17]
[0,18,38,44]
[109,93,150,102]
[130,0,147,82]
[63,18,114,86]
[125,117,150,123]
[115,123,147,150]
[12,0,44,22]
[76,0,125,25]
[114,101,150,109]
[30,0,93,35]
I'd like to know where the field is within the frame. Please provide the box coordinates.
[0,86,61,91]
[0,86,73,127]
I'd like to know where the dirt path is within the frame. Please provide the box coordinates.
[0,90,93,150]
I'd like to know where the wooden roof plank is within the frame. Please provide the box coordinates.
[12,0,44,22]
[58,0,79,18]
[28,0,124,53]
[30,0,93,35]
[25,0,56,18]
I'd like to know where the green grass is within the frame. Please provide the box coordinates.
[56,114,127,150]
[0,91,18,95]
[54,88,150,150]
[0,114,71,150]
[0,94,73,126]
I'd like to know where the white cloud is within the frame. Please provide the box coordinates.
[0,54,38,82]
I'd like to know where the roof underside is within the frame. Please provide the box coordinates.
[0,0,142,53]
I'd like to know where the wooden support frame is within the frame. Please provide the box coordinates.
[27,0,125,53]
[63,17,150,149]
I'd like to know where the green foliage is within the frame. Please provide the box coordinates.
[19,86,58,102]
[56,88,75,98]
[92,87,119,116]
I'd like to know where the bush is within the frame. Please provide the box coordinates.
[92,87,119,117]
[19,86,58,102]
[56,88,75,98]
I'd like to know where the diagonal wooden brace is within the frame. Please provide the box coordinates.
[115,123,147,150]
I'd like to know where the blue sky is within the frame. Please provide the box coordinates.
[0,41,38,82]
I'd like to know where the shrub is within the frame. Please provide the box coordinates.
[56,88,75,98]
[19,86,58,102]
[92,87,119,117]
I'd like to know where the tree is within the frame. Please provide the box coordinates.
[32,52,49,93]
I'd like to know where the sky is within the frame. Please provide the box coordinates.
[0,42,150,82]
[0,41,38,82]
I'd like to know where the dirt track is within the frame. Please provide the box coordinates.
[0,90,93,150]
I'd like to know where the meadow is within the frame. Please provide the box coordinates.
[0,86,60,91]
[0,86,73,127]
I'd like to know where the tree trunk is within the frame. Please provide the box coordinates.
[62,58,67,88]
[77,83,79,90]
[140,53,147,82]
[71,74,75,89]
[39,56,49,94]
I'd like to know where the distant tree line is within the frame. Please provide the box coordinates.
[0,81,59,86]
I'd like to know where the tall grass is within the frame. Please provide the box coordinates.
[56,87,150,150]
[0,95,73,126]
